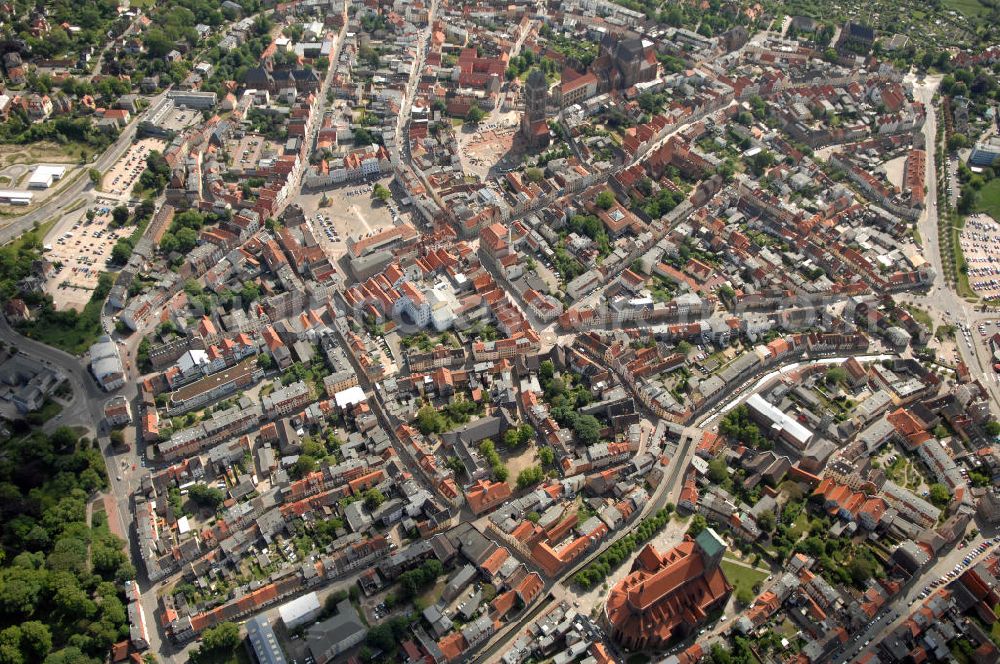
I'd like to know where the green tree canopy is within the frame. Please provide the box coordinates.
[595,190,615,210]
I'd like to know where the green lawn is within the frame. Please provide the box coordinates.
[416,577,446,609]
[976,178,1000,221]
[903,304,934,328]
[26,399,62,426]
[721,559,769,597]
[17,296,106,355]
[952,213,978,300]
[788,511,810,539]
[944,0,989,17]
[17,272,114,355]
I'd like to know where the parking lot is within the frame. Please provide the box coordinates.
[227,133,270,173]
[160,106,202,134]
[960,214,1000,301]
[103,137,167,197]
[43,199,129,311]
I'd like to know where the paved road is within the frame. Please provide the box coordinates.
[891,74,1000,414]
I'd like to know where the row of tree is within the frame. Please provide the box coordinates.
[571,508,673,589]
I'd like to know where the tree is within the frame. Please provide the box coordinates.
[143,29,174,58]
[87,169,101,186]
[466,104,486,124]
[756,510,776,533]
[195,622,240,659]
[290,455,318,479]
[188,484,225,509]
[573,414,601,446]
[516,465,544,490]
[372,183,391,203]
[848,557,873,585]
[928,483,951,508]
[538,446,555,466]
[749,149,776,176]
[110,239,133,265]
[364,488,385,510]
[36,646,96,664]
[108,430,125,447]
[984,420,1000,437]
[595,190,615,210]
[503,424,535,448]
[175,227,198,253]
[111,206,129,227]
[159,233,179,254]
[735,587,755,606]
[524,167,544,183]
[707,457,728,484]
[948,133,970,151]
[415,404,446,435]
[240,281,261,304]
[824,367,847,385]
[353,127,380,146]
[18,622,51,661]
[0,625,24,664]
[687,514,707,537]
[710,644,733,664]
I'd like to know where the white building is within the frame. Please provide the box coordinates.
[745,393,813,450]
[90,335,126,391]
[278,592,322,630]
[28,165,66,189]
[0,190,33,205]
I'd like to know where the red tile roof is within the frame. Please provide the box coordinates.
[605,540,731,650]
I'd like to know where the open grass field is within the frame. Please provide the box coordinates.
[0,141,83,169]
[976,179,1000,221]
[5,217,57,250]
[952,213,978,299]
[720,559,769,598]
[903,304,934,328]
[944,0,989,17]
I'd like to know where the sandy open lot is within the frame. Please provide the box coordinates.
[883,154,908,189]
[44,198,129,311]
[103,137,167,197]
[504,442,540,490]
[960,213,1000,301]
[0,141,79,170]
[455,110,520,180]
